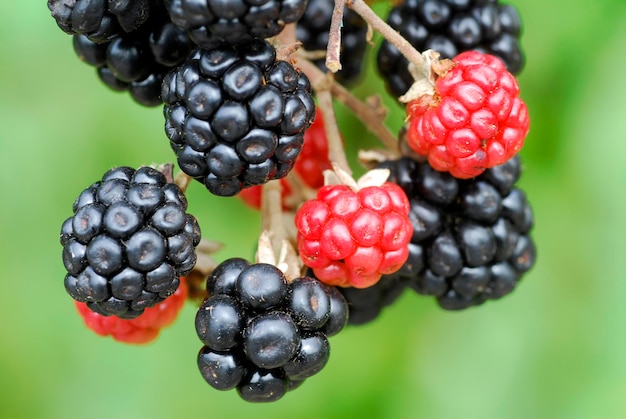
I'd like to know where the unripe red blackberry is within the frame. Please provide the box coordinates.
[377,0,524,99]
[61,166,201,319]
[162,39,316,196]
[377,155,536,310]
[164,0,308,49]
[74,275,189,343]
[195,258,348,402]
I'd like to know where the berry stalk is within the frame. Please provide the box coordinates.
[296,57,398,154]
[315,83,352,176]
[346,0,425,70]
[325,0,346,73]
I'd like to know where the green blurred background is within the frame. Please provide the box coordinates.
[2,1,626,418]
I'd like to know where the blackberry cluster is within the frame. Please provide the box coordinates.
[377,0,524,99]
[378,155,536,310]
[61,166,201,319]
[74,24,191,106]
[338,275,410,325]
[161,39,316,197]
[71,9,192,106]
[48,0,158,43]
[296,0,368,85]
[196,258,348,402]
[164,0,308,49]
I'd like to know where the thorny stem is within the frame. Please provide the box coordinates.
[325,0,346,73]
[346,0,425,69]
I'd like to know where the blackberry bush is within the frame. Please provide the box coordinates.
[377,0,525,99]
[161,39,316,197]
[48,0,538,404]
[61,166,201,319]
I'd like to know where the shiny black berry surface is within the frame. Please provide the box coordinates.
[62,166,201,319]
[195,259,348,402]
[377,0,525,99]
[162,39,316,196]
[296,0,368,85]
[165,0,309,49]
[377,155,536,310]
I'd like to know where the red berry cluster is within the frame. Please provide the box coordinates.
[75,276,188,344]
[296,183,412,288]
[405,51,530,178]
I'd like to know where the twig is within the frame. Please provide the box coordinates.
[261,180,287,254]
[315,78,352,176]
[346,0,424,68]
[326,0,346,73]
[296,58,399,155]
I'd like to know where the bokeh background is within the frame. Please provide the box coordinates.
[2,1,626,418]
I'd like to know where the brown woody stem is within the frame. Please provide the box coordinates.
[296,58,399,155]
[346,0,425,68]
[326,0,346,73]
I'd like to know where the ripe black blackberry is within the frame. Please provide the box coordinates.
[295,0,368,86]
[338,274,410,325]
[48,0,159,43]
[377,0,524,99]
[71,14,192,106]
[164,0,308,49]
[377,155,536,310]
[61,166,201,319]
[196,258,348,402]
[161,39,316,196]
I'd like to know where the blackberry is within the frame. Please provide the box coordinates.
[161,39,316,196]
[61,166,201,319]
[377,155,536,310]
[377,0,524,99]
[196,259,348,402]
[48,0,158,43]
[295,0,368,85]
[164,0,308,49]
[72,13,193,106]
[338,274,410,325]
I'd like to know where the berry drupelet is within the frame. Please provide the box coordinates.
[48,0,159,43]
[296,0,368,85]
[195,258,348,402]
[405,51,529,179]
[237,109,332,210]
[164,0,309,49]
[74,276,189,344]
[61,166,201,319]
[338,274,411,325]
[161,39,316,197]
[377,155,536,310]
[377,0,525,99]
[295,182,413,289]
[71,12,192,106]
